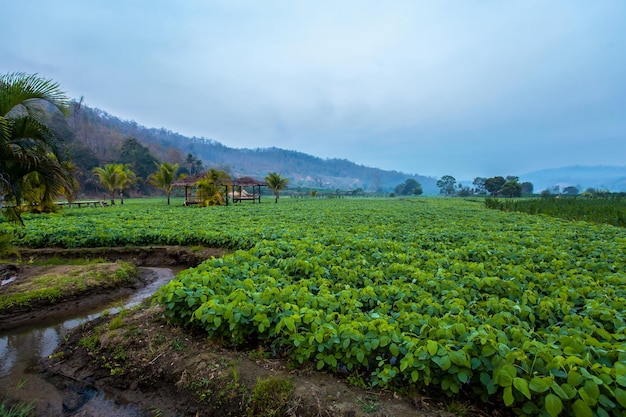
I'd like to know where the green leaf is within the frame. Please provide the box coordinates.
[389,343,400,357]
[411,370,419,383]
[545,393,563,417]
[582,380,600,400]
[571,399,592,417]
[427,340,438,356]
[498,364,517,387]
[558,383,577,400]
[513,377,531,399]
[616,362,626,387]
[529,376,551,393]
[214,316,222,327]
[551,381,569,400]
[614,388,626,408]
[356,349,365,364]
[598,394,615,409]
[449,350,470,367]
[284,317,295,332]
[568,370,584,387]
[432,354,451,371]
[503,386,514,406]
[596,406,610,417]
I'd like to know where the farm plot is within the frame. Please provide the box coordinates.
[154,199,625,417]
[3,198,626,416]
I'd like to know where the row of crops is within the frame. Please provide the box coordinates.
[2,198,626,416]
[485,197,626,228]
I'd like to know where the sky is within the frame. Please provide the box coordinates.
[2,0,625,179]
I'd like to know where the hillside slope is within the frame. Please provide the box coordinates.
[520,165,626,193]
[58,104,438,194]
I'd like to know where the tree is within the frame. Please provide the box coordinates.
[184,153,204,176]
[265,172,289,203]
[196,168,229,206]
[117,163,137,205]
[148,162,179,205]
[521,182,534,196]
[436,175,456,196]
[484,176,506,196]
[118,137,158,192]
[473,177,487,195]
[500,177,522,197]
[563,186,579,196]
[92,164,123,205]
[1,72,74,222]
[394,179,423,196]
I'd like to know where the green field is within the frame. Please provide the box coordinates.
[2,197,625,417]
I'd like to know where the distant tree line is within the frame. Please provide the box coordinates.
[434,175,534,198]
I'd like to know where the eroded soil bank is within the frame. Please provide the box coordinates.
[0,246,496,417]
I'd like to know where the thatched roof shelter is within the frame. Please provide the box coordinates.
[229,177,268,203]
[172,174,268,205]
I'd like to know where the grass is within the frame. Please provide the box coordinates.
[25,256,107,266]
[0,262,136,312]
[248,377,293,417]
[0,401,34,417]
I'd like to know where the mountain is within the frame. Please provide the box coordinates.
[54,104,439,194]
[520,165,626,193]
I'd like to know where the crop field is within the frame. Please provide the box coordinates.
[486,196,626,228]
[2,197,626,416]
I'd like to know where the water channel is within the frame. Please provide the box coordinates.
[0,267,177,417]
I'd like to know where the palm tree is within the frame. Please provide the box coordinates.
[1,72,72,222]
[148,162,179,205]
[93,164,123,205]
[196,168,230,206]
[265,172,289,203]
[117,163,137,205]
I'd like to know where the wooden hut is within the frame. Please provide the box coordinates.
[172,174,268,205]
[171,173,205,205]
[230,177,268,204]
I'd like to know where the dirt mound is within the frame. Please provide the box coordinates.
[44,304,462,417]
[16,246,229,267]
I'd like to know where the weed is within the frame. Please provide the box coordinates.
[445,400,470,416]
[231,364,240,384]
[248,377,293,417]
[16,379,28,390]
[347,374,370,390]
[247,346,271,361]
[108,316,125,330]
[356,396,380,413]
[172,337,185,351]
[149,406,163,417]
[78,333,100,352]
[0,401,34,417]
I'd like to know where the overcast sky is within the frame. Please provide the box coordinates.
[2,1,625,179]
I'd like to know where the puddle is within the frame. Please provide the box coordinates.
[0,267,176,416]
[1,276,16,286]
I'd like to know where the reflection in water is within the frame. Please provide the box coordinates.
[0,267,175,415]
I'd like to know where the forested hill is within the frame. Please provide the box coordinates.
[50,103,438,194]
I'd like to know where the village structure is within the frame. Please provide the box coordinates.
[171,175,268,206]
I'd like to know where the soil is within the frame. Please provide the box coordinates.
[0,247,503,417]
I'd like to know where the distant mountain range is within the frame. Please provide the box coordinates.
[519,165,626,193]
[53,104,624,195]
[59,104,439,194]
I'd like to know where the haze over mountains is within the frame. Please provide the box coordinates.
[59,103,625,195]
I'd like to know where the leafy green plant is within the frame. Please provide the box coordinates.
[3,197,626,416]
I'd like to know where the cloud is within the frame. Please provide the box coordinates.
[2,0,625,179]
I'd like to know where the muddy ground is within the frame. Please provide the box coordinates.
[0,247,504,417]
